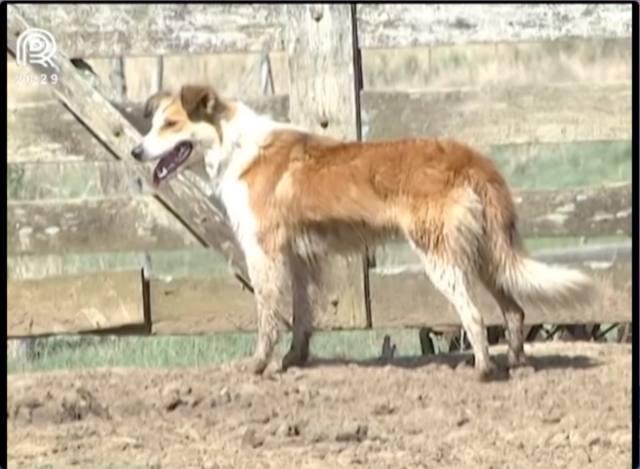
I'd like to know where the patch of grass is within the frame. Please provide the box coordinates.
[7,329,425,373]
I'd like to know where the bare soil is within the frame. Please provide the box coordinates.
[8,342,632,469]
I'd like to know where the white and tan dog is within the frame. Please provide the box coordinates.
[132,84,593,380]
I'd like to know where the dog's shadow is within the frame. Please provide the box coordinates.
[302,350,599,372]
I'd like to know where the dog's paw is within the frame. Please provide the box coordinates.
[230,356,269,375]
[476,362,509,382]
[281,348,308,372]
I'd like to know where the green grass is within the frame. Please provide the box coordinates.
[7,329,428,374]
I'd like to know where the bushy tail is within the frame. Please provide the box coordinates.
[496,253,595,310]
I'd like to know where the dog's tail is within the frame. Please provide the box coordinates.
[483,186,594,310]
[495,251,594,310]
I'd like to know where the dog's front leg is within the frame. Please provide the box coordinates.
[243,247,291,375]
[282,256,321,371]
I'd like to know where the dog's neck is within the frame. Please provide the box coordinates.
[204,101,300,187]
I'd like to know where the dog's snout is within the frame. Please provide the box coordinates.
[131,144,144,161]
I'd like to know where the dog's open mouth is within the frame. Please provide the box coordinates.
[152,141,193,186]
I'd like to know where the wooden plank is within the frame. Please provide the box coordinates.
[285,4,367,328]
[513,183,631,237]
[361,84,631,146]
[7,6,249,283]
[8,249,230,281]
[149,273,364,334]
[357,4,632,49]
[369,259,631,328]
[374,240,631,272]
[360,39,632,91]
[15,4,286,57]
[7,161,145,200]
[533,242,631,265]
[8,270,145,337]
[150,277,256,334]
[8,101,117,163]
[8,197,199,255]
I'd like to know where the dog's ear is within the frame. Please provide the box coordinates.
[143,91,172,119]
[180,85,218,117]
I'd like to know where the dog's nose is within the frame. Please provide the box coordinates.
[131,144,144,161]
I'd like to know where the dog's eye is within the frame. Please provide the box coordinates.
[164,120,178,128]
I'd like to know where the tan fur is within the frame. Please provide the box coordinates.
[240,132,514,261]
[135,85,594,380]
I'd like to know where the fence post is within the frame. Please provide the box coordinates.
[285,4,368,328]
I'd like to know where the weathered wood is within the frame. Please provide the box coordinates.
[8,249,230,281]
[360,39,632,91]
[7,161,145,200]
[357,4,632,48]
[524,242,631,265]
[15,4,286,57]
[149,271,367,334]
[8,101,117,163]
[513,183,632,237]
[7,6,249,282]
[109,57,126,101]
[150,277,256,334]
[370,259,631,328]
[8,197,199,255]
[361,84,631,146]
[374,240,632,273]
[285,4,367,328]
[8,270,146,337]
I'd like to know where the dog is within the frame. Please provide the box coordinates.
[132,84,594,380]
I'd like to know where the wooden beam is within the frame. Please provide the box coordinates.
[150,276,256,334]
[8,249,230,281]
[7,5,249,282]
[361,84,631,146]
[369,258,631,328]
[7,161,145,200]
[8,270,146,337]
[8,101,116,163]
[533,242,631,264]
[285,4,367,329]
[8,197,199,255]
[357,4,632,49]
[513,183,631,237]
[374,241,631,274]
[14,4,287,57]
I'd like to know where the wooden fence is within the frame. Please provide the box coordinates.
[7,4,632,338]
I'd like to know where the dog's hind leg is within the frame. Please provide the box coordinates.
[282,255,320,370]
[407,188,502,380]
[481,280,528,369]
[420,255,498,380]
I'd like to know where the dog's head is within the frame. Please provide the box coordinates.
[131,85,228,186]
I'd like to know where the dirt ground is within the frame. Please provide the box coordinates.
[8,342,632,469]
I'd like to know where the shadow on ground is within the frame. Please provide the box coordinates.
[305,350,599,372]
